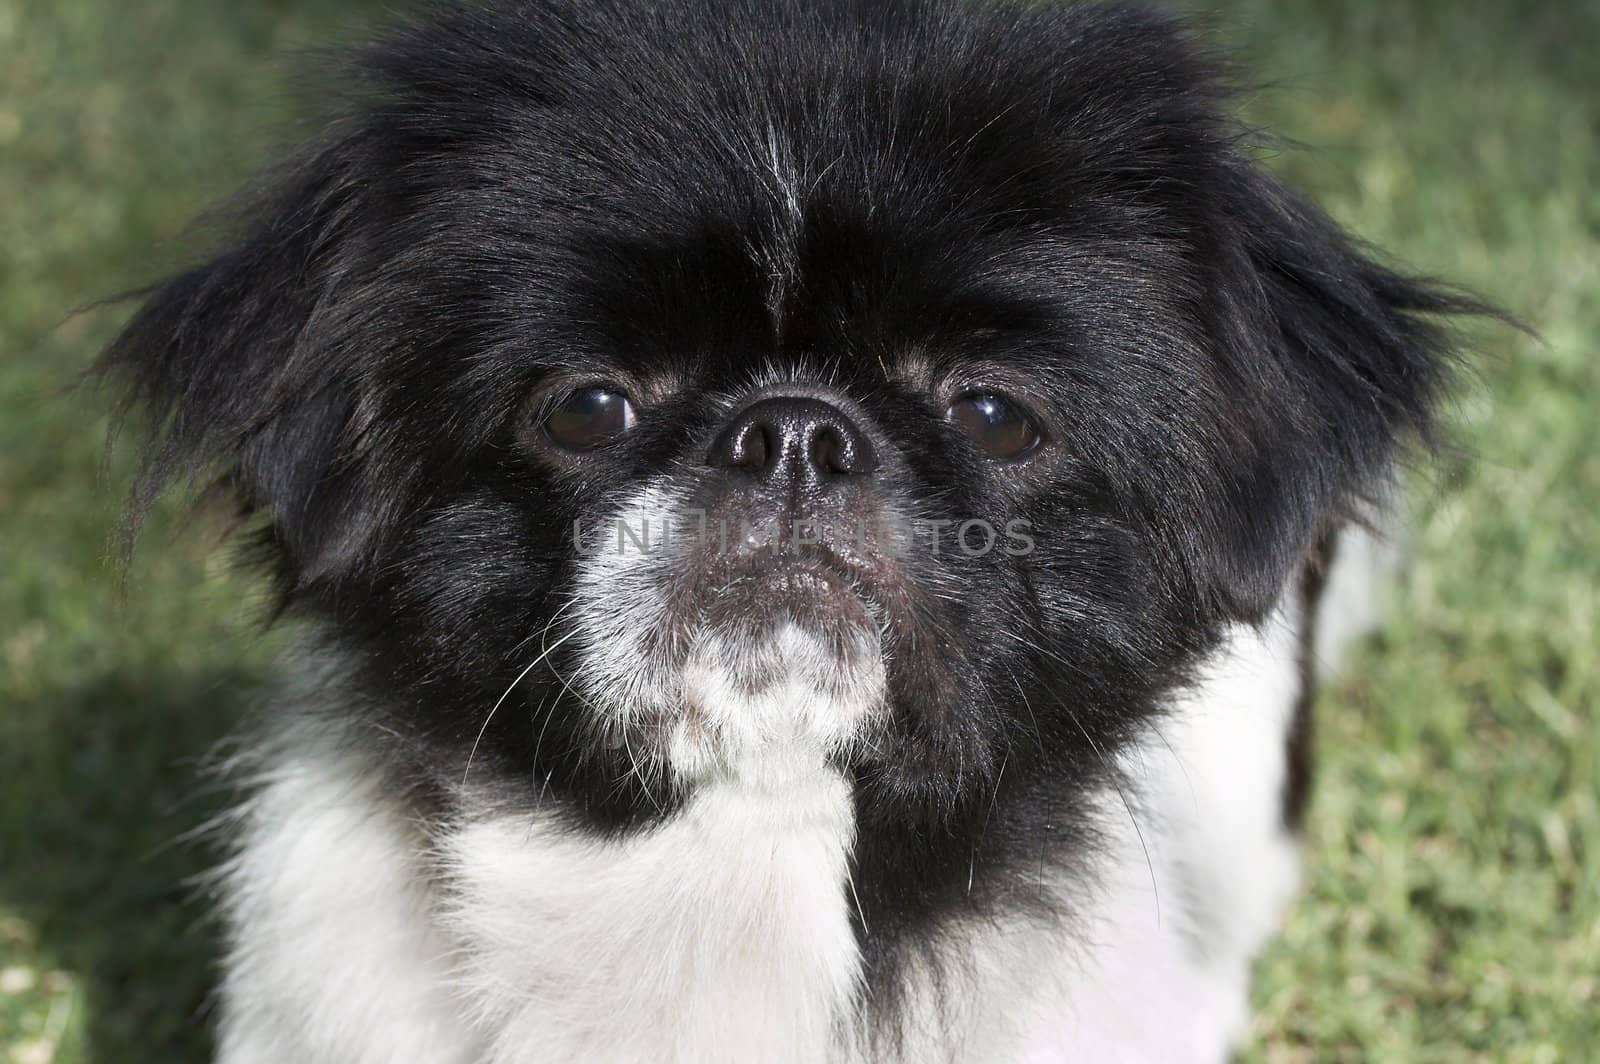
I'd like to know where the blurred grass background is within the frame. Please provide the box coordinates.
[1,0,1595,1060]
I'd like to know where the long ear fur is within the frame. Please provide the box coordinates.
[99,129,392,582]
[1196,160,1497,620]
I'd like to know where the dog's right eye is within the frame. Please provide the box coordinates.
[947,392,1042,461]
[543,387,637,451]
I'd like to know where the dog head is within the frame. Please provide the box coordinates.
[103,0,1475,841]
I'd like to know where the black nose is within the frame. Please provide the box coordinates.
[706,396,877,483]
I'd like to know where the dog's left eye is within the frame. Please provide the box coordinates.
[543,387,637,451]
[947,392,1042,461]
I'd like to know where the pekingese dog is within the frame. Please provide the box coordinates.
[103,0,1484,1060]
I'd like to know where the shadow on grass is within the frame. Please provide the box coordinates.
[0,663,266,1063]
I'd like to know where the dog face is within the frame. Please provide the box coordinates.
[104,0,1467,857]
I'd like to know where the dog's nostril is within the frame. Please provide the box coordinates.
[812,428,841,475]
[706,396,877,481]
[729,423,770,470]
[811,424,871,476]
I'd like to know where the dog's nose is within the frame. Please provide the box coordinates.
[706,396,877,485]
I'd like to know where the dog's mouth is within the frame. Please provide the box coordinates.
[703,552,882,642]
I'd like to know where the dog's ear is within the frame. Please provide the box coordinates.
[1192,161,1492,621]
[100,131,393,584]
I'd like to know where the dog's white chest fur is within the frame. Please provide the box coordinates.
[446,759,861,1063]
[216,610,1304,1064]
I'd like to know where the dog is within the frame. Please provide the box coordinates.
[102,0,1484,1059]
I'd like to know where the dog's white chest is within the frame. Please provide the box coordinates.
[444,759,861,1063]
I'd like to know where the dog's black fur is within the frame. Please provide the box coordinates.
[103,0,1483,1015]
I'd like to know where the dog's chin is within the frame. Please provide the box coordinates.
[596,581,890,788]
[668,611,888,785]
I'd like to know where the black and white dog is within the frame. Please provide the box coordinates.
[104,1,1482,1059]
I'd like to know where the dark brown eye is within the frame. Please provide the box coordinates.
[947,392,1041,461]
[543,387,637,451]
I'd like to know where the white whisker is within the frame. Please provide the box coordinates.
[463,628,579,787]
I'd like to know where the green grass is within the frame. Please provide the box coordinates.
[1,1,1594,1060]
